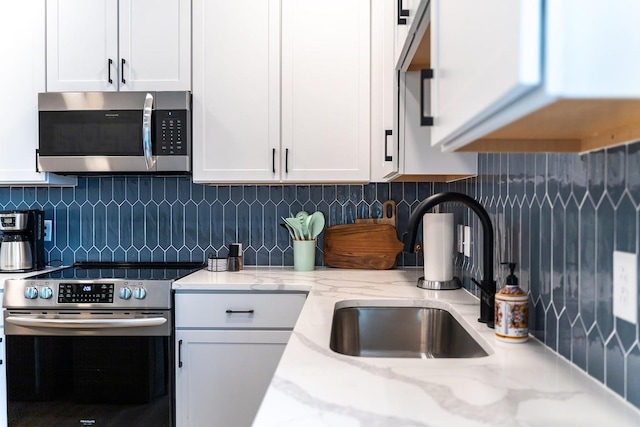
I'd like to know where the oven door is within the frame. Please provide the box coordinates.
[4,310,173,427]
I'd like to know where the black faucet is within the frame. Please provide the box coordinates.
[403,192,496,328]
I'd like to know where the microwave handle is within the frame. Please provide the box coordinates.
[143,93,156,170]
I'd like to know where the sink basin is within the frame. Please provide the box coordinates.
[330,306,488,358]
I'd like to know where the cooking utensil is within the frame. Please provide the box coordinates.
[295,211,310,238]
[308,212,325,239]
[283,217,303,240]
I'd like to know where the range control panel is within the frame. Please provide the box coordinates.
[58,283,114,304]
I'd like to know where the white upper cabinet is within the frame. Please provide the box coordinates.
[370,0,476,182]
[429,0,640,153]
[280,0,370,182]
[0,0,76,186]
[193,0,370,184]
[192,0,279,183]
[46,0,191,92]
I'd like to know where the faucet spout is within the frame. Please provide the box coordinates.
[403,192,496,328]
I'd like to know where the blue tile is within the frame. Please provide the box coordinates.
[125,177,139,202]
[80,203,93,249]
[336,185,349,204]
[145,203,159,249]
[118,203,132,250]
[508,153,525,197]
[257,186,270,204]
[231,186,243,204]
[0,187,10,203]
[184,202,198,249]
[534,153,547,203]
[546,154,561,202]
[283,185,296,203]
[36,187,49,205]
[362,183,376,204]
[244,247,256,266]
[498,153,508,202]
[54,205,68,249]
[112,177,126,204]
[132,202,145,248]
[628,344,640,407]
[223,203,237,246]
[606,337,625,397]
[627,141,640,206]
[178,177,191,203]
[256,247,270,266]
[417,182,432,201]
[157,202,171,249]
[344,202,356,223]
[86,179,99,204]
[270,249,284,267]
[296,186,310,203]
[572,319,588,370]
[376,183,390,202]
[243,186,257,204]
[49,187,62,205]
[390,182,403,203]
[197,203,211,249]
[106,202,119,249]
[588,150,606,203]
[329,202,342,227]
[545,305,558,351]
[606,145,626,204]
[203,184,217,202]
[211,201,224,247]
[172,203,185,248]
[615,194,636,253]
[237,201,250,248]
[596,198,614,338]
[539,201,552,307]
[531,300,545,341]
[579,199,596,328]
[587,328,605,383]
[164,177,178,202]
[558,311,571,360]
[263,201,277,249]
[191,182,205,204]
[552,200,565,308]
[270,186,283,202]
[165,247,177,262]
[218,186,230,204]
[402,182,417,203]
[250,202,264,249]
[616,317,637,353]
[100,177,113,202]
[22,188,35,206]
[519,205,531,294]
[565,199,579,322]
[571,154,588,203]
[60,187,74,206]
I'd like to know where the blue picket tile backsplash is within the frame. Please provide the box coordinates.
[1,139,640,411]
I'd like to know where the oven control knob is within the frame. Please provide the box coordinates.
[40,286,53,299]
[24,286,38,299]
[119,287,132,300]
[133,287,147,300]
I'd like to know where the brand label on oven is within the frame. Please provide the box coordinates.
[80,420,96,425]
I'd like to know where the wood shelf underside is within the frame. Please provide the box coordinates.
[456,99,640,153]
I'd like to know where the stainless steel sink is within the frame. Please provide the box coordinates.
[330,306,488,358]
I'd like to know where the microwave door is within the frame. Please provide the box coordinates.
[142,93,156,170]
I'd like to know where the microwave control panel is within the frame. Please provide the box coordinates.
[155,110,188,156]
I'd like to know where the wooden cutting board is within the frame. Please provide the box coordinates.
[323,223,404,269]
[355,200,396,226]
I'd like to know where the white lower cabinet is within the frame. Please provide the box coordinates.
[1,289,5,427]
[174,292,307,427]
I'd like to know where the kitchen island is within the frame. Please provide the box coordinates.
[173,267,640,427]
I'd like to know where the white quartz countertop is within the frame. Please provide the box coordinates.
[173,267,640,426]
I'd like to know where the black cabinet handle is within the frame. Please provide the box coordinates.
[420,69,434,127]
[178,339,183,368]
[285,148,289,173]
[225,309,255,314]
[398,0,409,25]
[108,58,113,84]
[384,130,393,161]
[121,58,126,84]
[272,148,276,173]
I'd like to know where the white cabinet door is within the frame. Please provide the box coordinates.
[430,0,542,148]
[281,0,370,182]
[46,0,190,92]
[0,0,76,186]
[46,0,119,92]
[394,0,420,68]
[192,0,280,183]
[175,330,290,427]
[118,0,191,91]
[399,72,476,176]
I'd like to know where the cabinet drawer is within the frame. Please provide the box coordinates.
[175,292,307,329]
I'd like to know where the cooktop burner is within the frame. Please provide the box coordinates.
[33,262,205,281]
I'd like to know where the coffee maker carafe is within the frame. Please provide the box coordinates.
[0,210,45,272]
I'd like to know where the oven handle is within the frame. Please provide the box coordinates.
[142,92,156,170]
[5,316,167,329]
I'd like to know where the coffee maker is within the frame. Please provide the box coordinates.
[0,209,45,272]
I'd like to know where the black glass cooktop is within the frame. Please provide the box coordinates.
[30,262,205,281]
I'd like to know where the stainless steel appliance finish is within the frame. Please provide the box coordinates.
[3,261,203,427]
[37,91,191,174]
[330,306,488,358]
[0,210,45,272]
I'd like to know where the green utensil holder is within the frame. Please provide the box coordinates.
[293,240,316,271]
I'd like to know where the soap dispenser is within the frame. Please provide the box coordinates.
[495,262,528,343]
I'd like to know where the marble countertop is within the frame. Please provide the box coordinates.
[173,267,640,426]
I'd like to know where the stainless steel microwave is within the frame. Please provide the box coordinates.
[37,91,191,174]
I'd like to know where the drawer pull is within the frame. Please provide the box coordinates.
[225,309,255,314]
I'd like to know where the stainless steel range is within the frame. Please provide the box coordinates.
[3,261,203,427]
